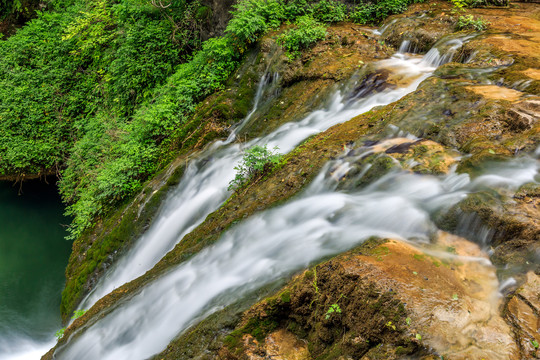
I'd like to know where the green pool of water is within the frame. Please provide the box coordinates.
[0,180,71,344]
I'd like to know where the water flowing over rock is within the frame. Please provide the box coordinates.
[221,234,519,359]
[40,2,540,360]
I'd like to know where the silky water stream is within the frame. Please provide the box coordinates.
[49,37,539,359]
[79,41,445,311]
[54,142,539,360]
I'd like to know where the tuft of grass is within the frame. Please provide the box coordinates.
[456,14,489,31]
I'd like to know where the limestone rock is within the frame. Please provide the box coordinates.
[506,272,540,359]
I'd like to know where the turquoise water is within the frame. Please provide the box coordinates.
[0,180,71,356]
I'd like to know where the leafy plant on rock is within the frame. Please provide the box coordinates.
[325,303,342,319]
[456,14,489,31]
[228,145,283,191]
[277,15,326,59]
[55,309,87,340]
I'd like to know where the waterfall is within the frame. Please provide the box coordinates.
[46,39,524,359]
[78,45,438,311]
[53,144,539,360]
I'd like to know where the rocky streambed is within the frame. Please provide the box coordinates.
[45,2,539,359]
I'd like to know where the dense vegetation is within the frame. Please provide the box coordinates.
[0,0,421,240]
[0,0,41,23]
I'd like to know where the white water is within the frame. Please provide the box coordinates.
[78,48,439,311]
[54,144,539,360]
[50,39,540,359]
[8,38,483,359]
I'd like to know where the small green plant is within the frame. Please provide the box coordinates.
[277,15,326,59]
[451,0,473,9]
[456,14,489,31]
[71,309,87,319]
[385,320,396,330]
[531,339,539,349]
[325,303,342,319]
[228,145,283,191]
[54,328,65,340]
[55,309,87,340]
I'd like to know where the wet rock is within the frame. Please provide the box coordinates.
[505,272,540,359]
[222,235,519,360]
[388,139,458,174]
[506,99,540,132]
[381,13,454,53]
[465,85,524,102]
[438,182,540,275]
[336,138,458,191]
[234,330,310,360]
[347,70,396,102]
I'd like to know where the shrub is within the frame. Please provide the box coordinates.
[450,0,473,9]
[456,14,489,31]
[228,145,283,191]
[226,0,284,44]
[312,0,346,23]
[451,0,507,8]
[350,0,411,24]
[282,0,313,19]
[349,3,378,24]
[277,15,327,59]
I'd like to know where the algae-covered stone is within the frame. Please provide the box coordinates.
[505,272,540,359]
[221,234,519,360]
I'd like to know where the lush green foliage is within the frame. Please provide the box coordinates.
[228,145,283,191]
[1,0,416,241]
[277,15,327,59]
[450,0,473,9]
[0,0,39,20]
[350,0,413,24]
[456,14,488,31]
[450,0,507,9]
[0,0,207,238]
[312,0,346,23]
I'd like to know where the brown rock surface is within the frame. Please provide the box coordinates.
[224,234,519,360]
[238,330,310,360]
[506,272,540,359]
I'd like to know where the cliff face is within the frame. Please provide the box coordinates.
[46,1,539,359]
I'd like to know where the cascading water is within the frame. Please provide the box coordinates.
[78,71,279,311]
[53,140,539,360]
[79,43,440,311]
[48,37,540,359]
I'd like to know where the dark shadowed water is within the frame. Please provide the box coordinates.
[0,180,71,359]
